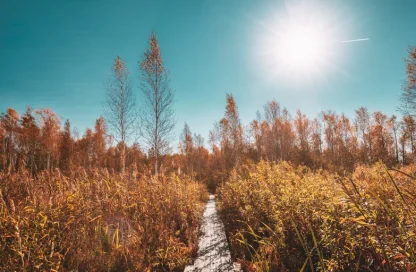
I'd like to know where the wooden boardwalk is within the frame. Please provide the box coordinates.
[185,195,238,272]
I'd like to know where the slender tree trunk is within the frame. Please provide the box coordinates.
[154,73,159,176]
[47,152,50,171]
[155,154,159,177]
[393,129,399,163]
[154,150,158,176]
[120,143,125,175]
[368,138,373,164]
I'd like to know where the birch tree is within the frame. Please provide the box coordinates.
[104,56,136,174]
[400,46,416,115]
[179,122,194,176]
[139,32,175,176]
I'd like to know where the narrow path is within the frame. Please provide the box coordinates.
[185,195,236,272]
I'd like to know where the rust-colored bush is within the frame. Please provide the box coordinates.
[0,169,207,271]
[218,161,416,271]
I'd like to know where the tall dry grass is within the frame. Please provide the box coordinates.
[0,169,208,271]
[218,161,416,271]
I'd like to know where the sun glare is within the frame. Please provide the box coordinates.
[256,1,341,82]
[276,23,328,71]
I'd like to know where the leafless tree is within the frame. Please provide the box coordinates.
[399,46,416,115]
[180,122,194,177]
[355,107,371,163]
[104,56,136,174]
[389,115,399,163]
[139,32,175,176]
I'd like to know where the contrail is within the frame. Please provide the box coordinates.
[341,38,370,43]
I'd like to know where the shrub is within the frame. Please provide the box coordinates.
[218,161,416,271]
[0,169,208,271]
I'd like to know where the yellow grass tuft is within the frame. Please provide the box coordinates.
[218,161,416,271]
[0,169,208,271]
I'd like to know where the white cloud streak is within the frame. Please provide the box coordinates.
[341,38,370,43]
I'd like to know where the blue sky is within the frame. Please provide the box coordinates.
[1,0,415,147]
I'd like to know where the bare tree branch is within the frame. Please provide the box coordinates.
[103,56,137,174]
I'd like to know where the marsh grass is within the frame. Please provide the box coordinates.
[0,169,208,271]
[218,161,416,271]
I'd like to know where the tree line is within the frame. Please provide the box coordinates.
[1,39,415,187]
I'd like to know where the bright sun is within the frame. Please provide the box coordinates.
[256,1,339,82]
[276,23,328,71]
